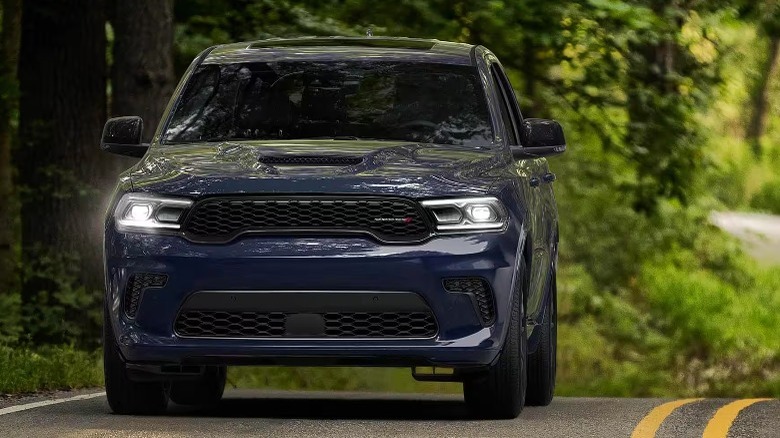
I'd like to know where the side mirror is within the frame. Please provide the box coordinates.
[101,116,149,158]
[511,118,566,160]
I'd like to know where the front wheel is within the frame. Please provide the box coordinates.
[462,265,527,419]
[525,266,557,406]
[104,310,169,415]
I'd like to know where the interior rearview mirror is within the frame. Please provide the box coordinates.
[511,118,566,160]
[101,116,149,158]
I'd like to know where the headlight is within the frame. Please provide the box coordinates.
[421,197,507,232]
[114,193,193,232]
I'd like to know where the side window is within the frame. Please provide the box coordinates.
[489,64,519,145]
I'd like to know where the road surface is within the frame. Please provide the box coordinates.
[710,211,780,264]
[0,390,777,437]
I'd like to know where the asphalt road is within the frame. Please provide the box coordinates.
[0,390,777,437]
[710,211,780,264]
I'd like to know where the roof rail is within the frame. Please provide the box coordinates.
[248,36,438,50]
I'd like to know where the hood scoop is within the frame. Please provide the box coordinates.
[258,154,364,166]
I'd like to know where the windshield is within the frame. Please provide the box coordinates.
[161,61,494,146]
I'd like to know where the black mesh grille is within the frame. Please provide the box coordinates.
[176,311,287,337]
[124,273,168,318]
[323,312,436,337]
[443,277,495,324]
[183,197,431,243]
[258,155,364,166]
[174,311,437,338]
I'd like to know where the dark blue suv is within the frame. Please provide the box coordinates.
[101,37,565,419]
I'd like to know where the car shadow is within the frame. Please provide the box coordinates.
[167,394,472,420]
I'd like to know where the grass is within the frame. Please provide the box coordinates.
[0,345,103,394]
[0,345,461,396]
[227,367,460,393]
[0,344,461,395]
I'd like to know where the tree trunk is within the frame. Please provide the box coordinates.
[746,36,780,157]
[0,0,22,343]
[18,0,110,345]
[521,36,535,117]
[111,0,175,140]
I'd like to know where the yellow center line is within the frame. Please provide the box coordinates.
[702,398,774,438]
[630,398,704,438]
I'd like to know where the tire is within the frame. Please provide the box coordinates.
[526,265,557,406]
[169,366,227,406]
[463,258,528,419]
[104,310,169,415]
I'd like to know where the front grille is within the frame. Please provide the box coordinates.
[174,311,437,338]
[183,196,431,243]
[124,273,168,318]
[258,155,364,166]
[443,277,495,325]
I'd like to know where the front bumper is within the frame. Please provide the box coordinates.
[105,226,522,368]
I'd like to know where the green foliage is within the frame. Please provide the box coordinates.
[173,0,362,74]
[639,260,780,396]
[705,160,751,209]
[0,346,102,394]
[750,179,780,214]
[555,190,780,396]
[0,292,21,345]
[20,247,101,347]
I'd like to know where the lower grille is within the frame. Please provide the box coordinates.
[323,312,436,337]
[174,311,437,338]
[443,277,495,325]
[124,273,168,318]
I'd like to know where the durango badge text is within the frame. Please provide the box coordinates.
[100,36,566,419]
[373,217,415,223]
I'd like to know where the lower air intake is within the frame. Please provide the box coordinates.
[124,273,168,318]
[442,277,495,325]
[174,311,438,338]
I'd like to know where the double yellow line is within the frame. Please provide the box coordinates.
[702,399,773,438]
[630,398,773,438]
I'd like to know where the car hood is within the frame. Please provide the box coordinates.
[126,140,512,198]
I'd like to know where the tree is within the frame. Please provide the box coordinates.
[111,0,175,140]
[17,0,110,345]
[0,0,22,343]
[744,1,780,156]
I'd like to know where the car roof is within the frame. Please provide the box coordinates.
[203,37,478,66]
